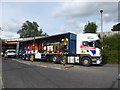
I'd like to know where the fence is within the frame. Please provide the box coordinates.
[97,31,120,38]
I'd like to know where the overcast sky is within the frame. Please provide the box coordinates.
[0,0,119,39]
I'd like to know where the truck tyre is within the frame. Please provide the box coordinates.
[22,55,26,60]
[26,55,29,61]
[81,57,92,66]
[50,55,59,64]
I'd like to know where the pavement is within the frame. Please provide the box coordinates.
[12,58,75,70]
[2,57,119,88]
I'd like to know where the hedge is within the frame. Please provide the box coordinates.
[102,34,120,64]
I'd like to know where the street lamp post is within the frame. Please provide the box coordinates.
[100,10,103,40]
[100,10,103,50]
[0,27,3,54]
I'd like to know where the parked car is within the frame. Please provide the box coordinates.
[5,49,16,58]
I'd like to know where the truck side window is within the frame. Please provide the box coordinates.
[82,41,89,46]
[82,41,93,47]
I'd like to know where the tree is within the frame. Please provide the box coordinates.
[39,29,43,35]
[83,21,97,33]
[17,20,48,38]
[111,23,120,31]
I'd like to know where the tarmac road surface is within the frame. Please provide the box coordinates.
[2,58,119,89]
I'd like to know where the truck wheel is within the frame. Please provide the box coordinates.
[81,57,92,66]
[22,55,26,60]
[26,55,29,61]
[50,55,59,64]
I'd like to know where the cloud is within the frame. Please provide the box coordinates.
[1,18,22,39]
[1,2,118,39]
[2,18,22,32]
[52,2,118,22]
[1,0,119,2]
[1,31,19,39]
[58,20,86,34]
[52,2,118,34]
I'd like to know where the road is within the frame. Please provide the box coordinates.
[2,58,119,89]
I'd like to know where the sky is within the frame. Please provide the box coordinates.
[0,0,119,39]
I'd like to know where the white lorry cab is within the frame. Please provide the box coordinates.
[19,32,102,66]
[76,33,102,65]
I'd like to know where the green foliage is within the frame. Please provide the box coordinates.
[111,23,120,31]
[84,21,97,33]
[17,20,48,38]
[102,34,120,64]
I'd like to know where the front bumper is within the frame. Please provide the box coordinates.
[92,57,102,64]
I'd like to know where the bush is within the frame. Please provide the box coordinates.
[102,34,120,64]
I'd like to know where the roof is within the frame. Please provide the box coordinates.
[20,32,75,42]
[2,32,76,43]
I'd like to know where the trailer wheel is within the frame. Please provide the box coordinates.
[50,55,59,64]
[26,55,29,61]
[81,57,92,66]
[22,55,26,60]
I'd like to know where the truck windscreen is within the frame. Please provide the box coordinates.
[94,40,102,49]
[82,40,101,49]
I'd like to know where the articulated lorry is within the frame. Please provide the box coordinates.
[18,32,102,66]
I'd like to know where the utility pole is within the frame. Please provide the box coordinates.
[100,10,104,50]
[0,27,3,55]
